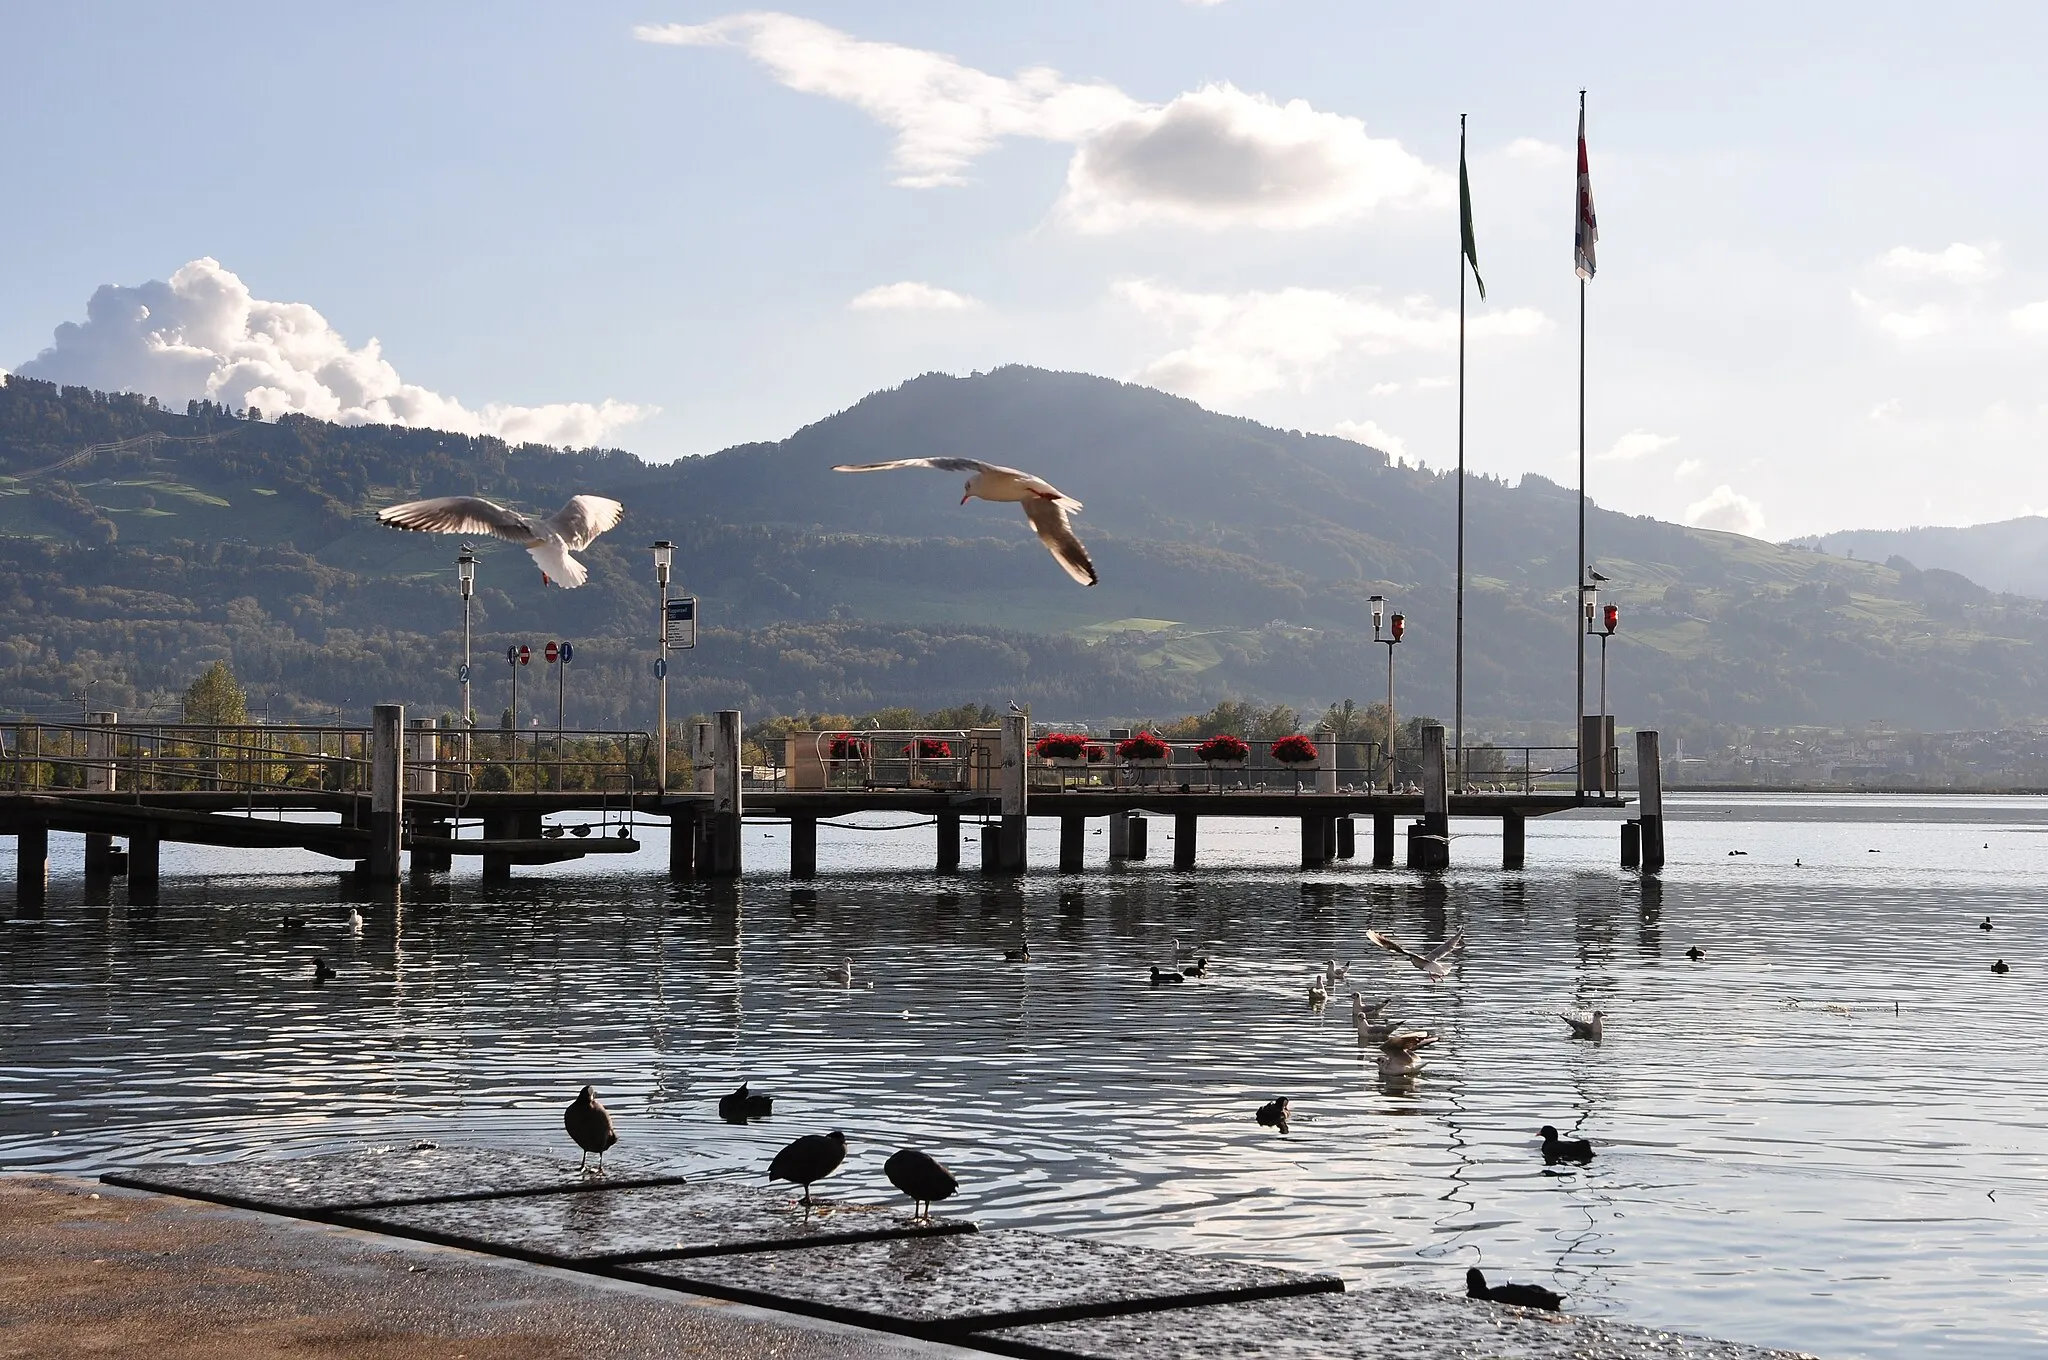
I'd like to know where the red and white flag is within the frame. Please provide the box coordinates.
[1575,104,1598,279]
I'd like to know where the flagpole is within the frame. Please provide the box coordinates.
[1574,88,1588,797]
[1455,112,1467,793]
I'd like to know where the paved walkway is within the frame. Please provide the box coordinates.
[0,1174,959,1359]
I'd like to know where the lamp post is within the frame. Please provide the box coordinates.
[457,547,475,779]
[652,541,674,790]
[1598,601,1618,793]
[1371,595,1404,793]
[1578,582,1599,793]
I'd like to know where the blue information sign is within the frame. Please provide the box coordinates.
[457,663,471,683]
[559,641,574,664]
[653,657,668,680]
[665,596,698,649]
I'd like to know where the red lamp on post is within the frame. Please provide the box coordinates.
[1597,600,1620,792]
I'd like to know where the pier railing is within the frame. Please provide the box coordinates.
[0,720,652,798]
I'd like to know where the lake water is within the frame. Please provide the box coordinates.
[3,793,2044,1358]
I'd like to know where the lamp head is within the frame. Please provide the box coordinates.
[457,546,476,595]
[1369,594,1385,633]
[1389,612,1405,643]
[650,539,674,584]
[1603,603,1619,635]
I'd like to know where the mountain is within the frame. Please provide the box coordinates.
[1789,519,2048,600]
[3,367,2046,746]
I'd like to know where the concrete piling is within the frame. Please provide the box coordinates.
[1407,724,1450,872]
[995,712,1028,873]
[668,806,697,877]
[703,709,743,878]
[1621,819,1642,869]
[1059,815,1086,872]
[368,704,404,883]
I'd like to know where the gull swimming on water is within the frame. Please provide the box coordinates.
[1377,1029,1436,1079]
[1366,928,1465,980]
[376,494,626,589]
[831,457,1098,586]
[1307,973,1330,1006]
[1560,1009,1605,1041]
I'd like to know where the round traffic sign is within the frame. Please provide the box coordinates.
[457,663,472,684]
[559,641,573,664]
[517,644,531,665]
[505,646,517,665]
[544,641,560,664]
[653,657,668,680]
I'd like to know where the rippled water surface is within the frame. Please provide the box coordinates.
[4,794,2046,1358]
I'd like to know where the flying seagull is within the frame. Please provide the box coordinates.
[831,457,1098,586]
[375,494,625,589]
[1366,928,1466,981]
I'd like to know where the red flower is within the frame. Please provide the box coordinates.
[1195,734,1250,762]
[1034,732,1090,760]
[1270,734,1319,765]
[903,737,952,758]
[1084,742,1107,763]
[828,734,867,760]
[1117,731,1171,761]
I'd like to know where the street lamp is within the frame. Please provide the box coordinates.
[1578,582,1599,793]
[1597,600,1619,793]
[1371,595,1404,793]
[651,541,674,790]
[457,547,476,787]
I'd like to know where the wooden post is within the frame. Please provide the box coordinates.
[1502,809,1526,870]
[1336,816,1356,859]
[936,810,960,873]
[16,822,47,911]
[1127,812,1148,860]
[1372,810,1395,867]
[998,711,1028,873]
[1636,729,1665,872]
[1621,819,1642,868]
[1300,815,1328,869]
[1173,811,1197,869]
[790,814,818,879]
[127,824,160,904]
[1059,815,1086,873]
[1106,730,1131,860]
[368,704,403,882]
[405,718,438,794]
[1408,724,1450,871]
[705,709,743,878]
[669,807,697,876]
[1316,725,1338,795]
[482,810,513,883]
[693,721,715,793]
[83,711,118,882]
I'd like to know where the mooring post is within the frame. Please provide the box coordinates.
[16,822,48,911]
[1407,724,1450,871]
[1621,819,1642,868]
[706,709,743,878]
[1372,810,1395,867]
[1636,729,1665,872]
[668,805,697,877]
[1316,725,1338,795]
[84,711,118,882]
[1127,812,1148,860]
[998,711,1028,873]
[693,721,715,793]
[482,810,513,883]
[1337,816,1356,859]
[1059,814,1086,873]
[127,824,160,904]
[368,704,404,882]
[1173,811,1197,869]
[936,809,960,873]
[1502,809,1527,869]
[790,814,818,879]
[406,719,451,875]
[1300,816,1328,869]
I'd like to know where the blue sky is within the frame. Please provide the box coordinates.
[5,2,2046,537]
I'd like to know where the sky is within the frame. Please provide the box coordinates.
[5,1,2047,539]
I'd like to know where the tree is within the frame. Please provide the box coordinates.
[183,661,248,725]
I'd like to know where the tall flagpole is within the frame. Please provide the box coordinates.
[1455,112,1467,791]
[1574,88,1589,796]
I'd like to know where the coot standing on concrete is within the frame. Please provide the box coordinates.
[1540,1125,1594,1165]
[883,1148,958,1219]
[770,1131,847,1207]
[1467,1266,1563,1311]
[565,1085,618,1174]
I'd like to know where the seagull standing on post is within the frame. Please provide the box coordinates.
[832,458,1098,586]
[376,494,625,589]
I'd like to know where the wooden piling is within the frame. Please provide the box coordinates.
[936,810,960,873]
[790,814,818,879]
[1621,819,1642,868]
[1408,724,1450,871]
[1107,810,1131,859]
[997,712,1028,873]
[1059,814,1086,872]
[1300,816,1328,869]
[84,711,119,885]
[1502,809,1526,870]
[1127,812,1148,860]
[367,704,404,882]
[1636,730,1666,872]
[1336,816,1356,859]
[1173,812,1197,869]
[482,810,514,883]
[16,822,47,911]
[668,807,697,877]
[704,709,743,878]
[127,825,159,904]
[1371,810,1394,867]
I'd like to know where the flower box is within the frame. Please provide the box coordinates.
[1117,732,1172,762]
[827,735,868,761]
[1195,734,1250,765]
[903,738,953,759]
[1035,732,1091,762]
[1270,734,1320,766]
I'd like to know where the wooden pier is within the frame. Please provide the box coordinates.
[0,709,1665,909]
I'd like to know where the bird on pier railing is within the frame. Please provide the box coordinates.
[376,494,624,589]
[832,457,1098,586]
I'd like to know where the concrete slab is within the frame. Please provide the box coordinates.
[103,1144,688,1215]
[343,1178,974,1263]
[621,1228,1341,1339]
[975,1285,1815,1359]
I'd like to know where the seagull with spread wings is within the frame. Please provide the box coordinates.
[375,494,625,588]
[831,457,1098,586]
[1365,928,1466,981]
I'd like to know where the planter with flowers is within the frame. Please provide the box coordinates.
[1034,732,1092,770]
[903,737,953,760]
[1195,733,1250,769]
[826,733,869,788]
[1270,733,1320,791]
[1118,731,1172,784]
[1084,742,1108,765]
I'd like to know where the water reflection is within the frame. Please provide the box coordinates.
[4,802,2048,1356]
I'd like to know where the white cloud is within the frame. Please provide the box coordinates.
[1329,419,1407,458]
[1673,458,1703,478]
[640,13,1442,230]
[1684,484,1767,538]
[1869,398,1903,421]
[1851,289,1948,340]
[849,281,981,311]
[1878,242,1994,282]
[2011,300,2048,333]
[1504,138,1569,168]
[1367,381,1403,396]
[1114,279,1547,403]
[1413,375,1451,389]
[1600,428,1679,462]
[15,258,649,445]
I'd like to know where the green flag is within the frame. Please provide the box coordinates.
[1460,141,1485,300]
